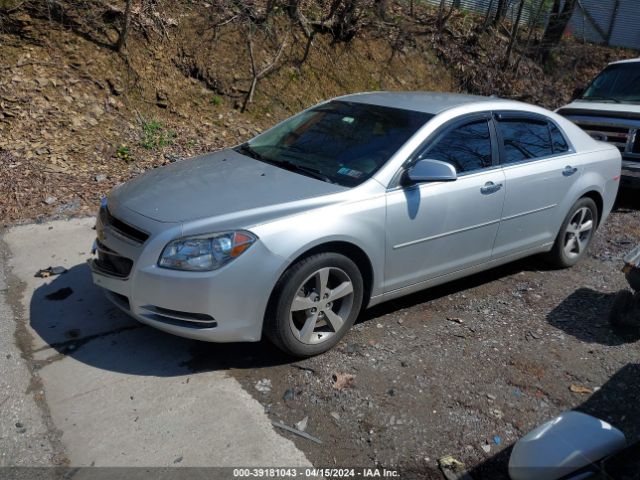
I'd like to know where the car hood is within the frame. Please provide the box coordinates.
[109,149,348,224]
[558,101,640,120]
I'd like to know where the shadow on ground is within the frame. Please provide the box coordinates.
[469,363,640,480]
[30,255,545,377]
[362,256,545,322]
[547,287,640,346]
[30,262,291,377]
[614,187,640,212]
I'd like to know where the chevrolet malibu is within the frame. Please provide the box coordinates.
[91,92,621,356]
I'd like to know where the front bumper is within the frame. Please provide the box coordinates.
[621,160,640,187]
[90,209,286,343]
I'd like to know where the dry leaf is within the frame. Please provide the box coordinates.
[569,384,593,395]
[332,372,355,390]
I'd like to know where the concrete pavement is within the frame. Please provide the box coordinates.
[2,218,311,467]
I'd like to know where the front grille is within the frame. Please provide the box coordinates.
[100,207,149,243]
[575,122,630,152]
[94,240,133,278]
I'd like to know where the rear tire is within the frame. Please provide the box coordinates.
[547,197,598,268]
[264,253,364,357]
[609,290,638,329]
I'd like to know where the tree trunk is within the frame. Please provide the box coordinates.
[492,0,508,27]
[504,0,525,66]
[116,0,132,53]
[539,0,577,62]
[374,0,388,21]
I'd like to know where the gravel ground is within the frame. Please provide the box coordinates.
[184,190,640,479]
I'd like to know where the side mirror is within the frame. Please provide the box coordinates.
[572,86,585,100]
[509,411,627,480]
[405,159,457,185]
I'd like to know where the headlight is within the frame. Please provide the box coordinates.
[158,231,257,271]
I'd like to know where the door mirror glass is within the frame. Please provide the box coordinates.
[405,159,457,184]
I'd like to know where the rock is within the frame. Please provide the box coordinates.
[330,412,340,421]
[332,373,355,390]
[35,146,50,155]
[489,408,503,419]
[255,378,272,394]
[295,416,308,432]
[282,388,294,401]
[107,78,124,95]
[44,196,57,205]
[173,456,183,464]
[94,174,107,183]
[481,443,491,453]
[156,90,169,108]
[486,393,497,400]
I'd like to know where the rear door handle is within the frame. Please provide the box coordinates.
[563,166,578,176]
[480,181,503,194]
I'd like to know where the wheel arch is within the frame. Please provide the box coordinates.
[265,241,375,321]
[580,190,604,227]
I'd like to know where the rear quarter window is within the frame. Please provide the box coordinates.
[497,118,554,163]
[550,123,569,154]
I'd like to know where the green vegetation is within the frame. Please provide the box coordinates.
[115,144,132,162]
[210,95,223,106]
[140,119,176,149]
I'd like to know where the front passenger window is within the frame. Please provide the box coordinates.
[419,120,493,173]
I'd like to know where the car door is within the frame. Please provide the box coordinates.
[491,112,580,258]
[384,114,506,293]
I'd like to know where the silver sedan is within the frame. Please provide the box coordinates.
[90,93,622,356]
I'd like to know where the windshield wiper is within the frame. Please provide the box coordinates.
[237,144,334,183]
[580,96,622,103]
[277,160,335,184]
[236,143,265,161]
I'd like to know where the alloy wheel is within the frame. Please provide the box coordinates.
[289,267,354,345]
[563,207,594,259]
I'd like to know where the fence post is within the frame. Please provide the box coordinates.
[605,0,620,46]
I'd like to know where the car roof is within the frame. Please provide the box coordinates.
[337,91,520,115]
[609,57,640,66]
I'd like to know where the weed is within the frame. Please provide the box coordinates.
[140,119,176,149]
[115,144,132,162]
[210,95,223,106]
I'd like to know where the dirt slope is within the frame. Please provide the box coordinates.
[0,1,635,224]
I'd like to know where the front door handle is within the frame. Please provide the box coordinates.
[563,166,578,176]
[481,181,503,195]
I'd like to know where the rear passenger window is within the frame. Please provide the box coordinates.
[420,120,493,173]
[550,124,569,153]
[497,119,553,163]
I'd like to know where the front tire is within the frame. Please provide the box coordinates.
[265,253,364,357]
[547,197,598,268]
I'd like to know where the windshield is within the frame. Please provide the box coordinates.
[238,101,432,187]
[581,62,640,103]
